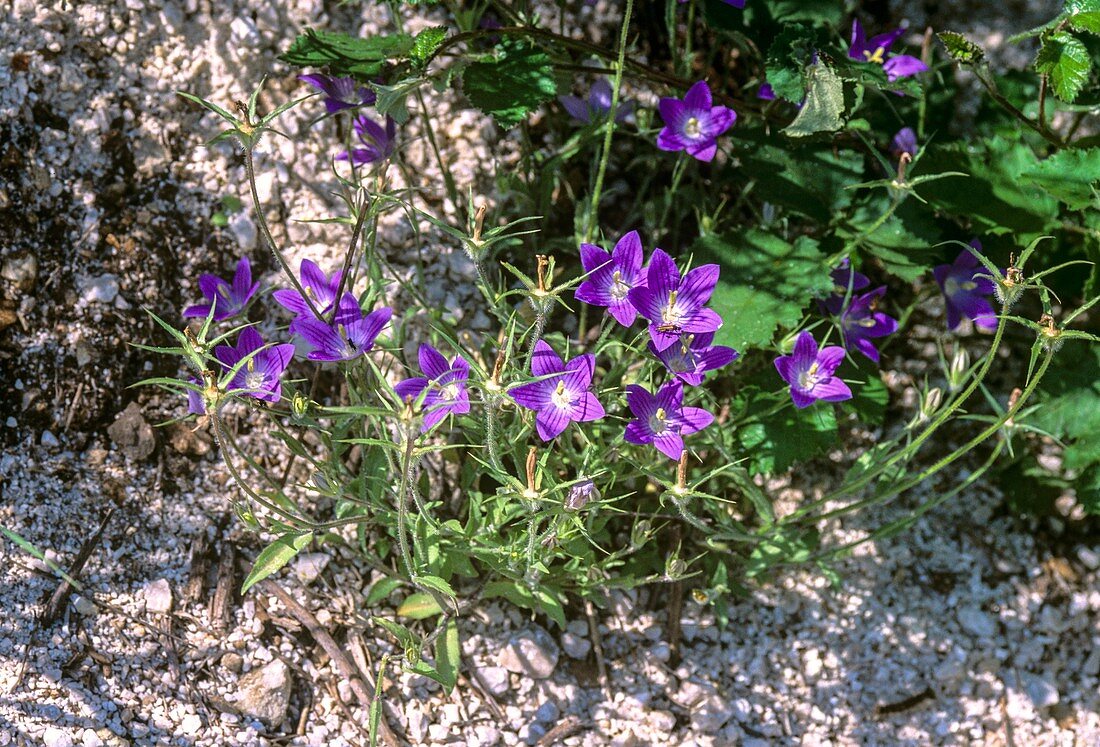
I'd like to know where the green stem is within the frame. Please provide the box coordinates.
[395,436,418,579]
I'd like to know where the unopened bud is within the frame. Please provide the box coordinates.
[292,392,309,418]
[566,479,600,511]
[921,387,943,420]
[948,348,970,390]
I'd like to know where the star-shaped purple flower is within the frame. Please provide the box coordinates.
[774,331,853,409]
[628,249,722,353]
[299,74,376,113]
[338,115,396,166]
[849,20,928,82]
[838,287,898,363]
[624,381,714,460]
[656,80,736,163]
[297,293,392,362]
[933,241,997,332]
[575,230,648,327]
[821,258,871,316]
[183,257,258,321]
[273,259,344,333]
[509,340,605,441]
[649,333,738,386]
[214,327,295,404]
[394,344,471,431]
[559,79,634,124]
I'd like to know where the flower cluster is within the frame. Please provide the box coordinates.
[821,259,898,364]
[935,241,998,332]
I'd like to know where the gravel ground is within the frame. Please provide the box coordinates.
[2,1,1097,746]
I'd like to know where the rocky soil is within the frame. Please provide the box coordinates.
[1,1,1096,746]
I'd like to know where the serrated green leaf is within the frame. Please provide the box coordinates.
[365,576,404,606]
[241,532,313,594]
[692,230,832,350]
[783,60,844,137]
[373,617,417,647]
[1035,31,1092,102]
[396,592,442,619]
[1067,0,1100,33]
[463,40,556,127]
[374,77,423,124]
[937,31,985,65]
[434,618,460,693]
[737,391,839,475]
[280,28,414,77]
[765,23,821,102]
[1022,148,1100,210]
[416,574,456,599]
[410,26,448,65]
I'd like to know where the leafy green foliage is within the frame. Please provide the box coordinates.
[737,390,839,474]
[280,28,414,77]
[1022,148,1100,210]
[693,231,832,351]
[1066,0,1100,34]
[462,40,556,127]
[938,31,986,65]
[241,532,312,593]
[410,26,448,65]
[1035,31,1092,102]
[766,24,822,102]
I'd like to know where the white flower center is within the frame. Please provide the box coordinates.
[610,270,631,301]
[798,362,821,391]
[684,117,701,138]
[245,371,266,391]
[551,381,575,410]
[648,407,669,435]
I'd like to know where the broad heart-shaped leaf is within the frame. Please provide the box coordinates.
[1067,0,1100,33]
[463,40,556,127]
[241,532,313,594]
[1022,148,1100,210]
[280,29,414,77]
[692,230,832,351]
[937,31,986,65]
[783,60,844,137]
[1035,31,1092,102]
[766,23,824,102]
[735,384,838,475]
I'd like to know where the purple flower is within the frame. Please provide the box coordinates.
[891,126,918,158]
[394,344,471,431]
[187,377,205,415]
[214,327,295,404]
[838,287,898,363]
[559,79,634,124]
[575,230,648,327]
[273,259,343,333]
[299,74,376,113]
[627,249,722,353]
[933,241,997,331]
[509,340,605,441]
[624,381,714,460]
[183,257,258,321]
[757,83,776,101]
[656,81,736,163]
[566,479,600,510]
[774,331,852,409]
[848,20,928,82]
[650,332,738,386]
[297,292,392,362]
[337,115,396,166]
[821,258,871,316]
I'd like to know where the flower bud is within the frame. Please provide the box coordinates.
[948,348,970,391]
[292,392,309,418]
[566,479,600,511]
[919,387,943,423]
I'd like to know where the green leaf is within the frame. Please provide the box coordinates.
[1022,148,1100,210]
[365,576,404,606]
[373,617,417,648]
[692,230,832,350]
[280,28,414,77]
[1077,464,1100,514]
[410,26,448,65]
[416,574,456,599]
[396,592,443,619]
[765,24,822,102]
[737,392,839,474]
[937,31,986,65]
[241,532,312,594]
[1035,31,1092,103]
[1067,0,1100,34]
[783,60,844,137]
[463,40,556,127]
[434,618,460,693]
[374,77,423,125]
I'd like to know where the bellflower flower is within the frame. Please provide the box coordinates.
[273,259,344,333]
[628,249,722,352]
[656,81,736,162]
[566,479,600,510]
[774,331,853,409]
[299,74,376,113]
[575,230,648,327]
[624,381,714,460]
[559,79,633,124]
[214,327,295,404]
[187,377,205,415]
[891,127,918,158]
[183,257,258,321]
[838,287,898,363]
[934,241,998,331]
[650,332,738,386]
[509,340,605,442]
[394,344,471,431]
[848,20,928,82]
[297,293,392,362]
[338,115,396,166]
[821,258,871,315]
[757,83,776,101]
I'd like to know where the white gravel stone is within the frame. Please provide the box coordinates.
[142,578,173,614]
[1023,674,1059,708]
[958,606,997,638]
[561,631,591,659]
[499,627,559,679]
[42,728,73,747]
[79,274,120,305]
[474,665,511,696]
